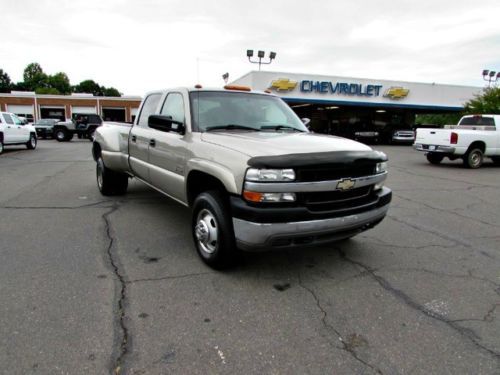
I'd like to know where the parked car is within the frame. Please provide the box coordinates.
[391,129,415,144]
[53,114,103,142]
[92,86,392,268]
[414,114,500,168]
[0,112,37,154]
[34,118,59,139]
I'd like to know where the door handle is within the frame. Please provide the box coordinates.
[149,139,156,147]
[131,135,137,142]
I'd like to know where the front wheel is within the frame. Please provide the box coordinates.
[0,139,4,155]
[96,157,128,195]
[426,153,444,165]
[192,190,238,269]
[463,148,483,169]
[54,128,69,142]
[26,133,37,150]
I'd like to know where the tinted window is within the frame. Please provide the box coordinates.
[137,94,161,127]
[11,114,22,125]
[459,116,495,126]
[160,93,185,123]
[3,114,14,124]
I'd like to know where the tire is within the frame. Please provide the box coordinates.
[96,157,128,196]
[77,133,82,139]
[26,133,37,150]
[463,148,483,169]
[426,153,444,165]
[491,156,500,166]
[192,190,238,269]
[0,139,3,155]
[54,128,69,142]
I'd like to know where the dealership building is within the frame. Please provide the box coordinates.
[233,71,481,141]
[0,92,142,123]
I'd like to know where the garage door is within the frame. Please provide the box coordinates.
[72,106,97,114]
[7,104,34,115]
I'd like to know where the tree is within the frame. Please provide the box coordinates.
[23,62,48,91]
[463,87,500,114]
[73,79,104,96]
[49,72,71,95]
[415,113,462,127]
[103,87,121,97]
[0,69,13,93]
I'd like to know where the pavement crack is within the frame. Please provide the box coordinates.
[296,270,383,374]
[338,249,500,360]
[125,272,214,284]
[102,204,130,374]
[1,200,114,210]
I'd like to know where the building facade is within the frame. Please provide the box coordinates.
[232,71,481,141]
[0,92,142,123]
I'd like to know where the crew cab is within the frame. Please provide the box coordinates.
[92,86,392,268]
[414,114,500,168]
[0,111,37,155]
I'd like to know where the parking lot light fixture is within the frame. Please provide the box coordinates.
[247,49,277,71]
[482,69,500,87]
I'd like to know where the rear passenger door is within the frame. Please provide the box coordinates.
[148,92,188,201]
[129,93,162,182]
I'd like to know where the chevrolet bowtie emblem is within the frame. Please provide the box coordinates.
[337,178,356,191]
[269,78,298,92]
[384,86,410,99]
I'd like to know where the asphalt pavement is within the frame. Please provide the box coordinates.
[0,139,499,374]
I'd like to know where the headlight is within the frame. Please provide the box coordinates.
[375,162,387,174]
[245,168,295,182]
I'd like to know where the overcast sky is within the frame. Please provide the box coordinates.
[2,0,499,95]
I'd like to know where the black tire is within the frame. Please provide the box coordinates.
[463,148,483,169]
[0,138,4,155]
[77,133,82,139]
[426,153,444,165]
[96,157,128,195]
[192,190,238,269]
[491,156,500,166]
[26,133,37,150]
[54,128,69,142]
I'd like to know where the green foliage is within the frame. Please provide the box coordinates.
[415,113,463,126]
[2,63,122,97]
[103,87,121,97]
[463,87,500,114]
[73,79,104,96]
[0,69,13,93]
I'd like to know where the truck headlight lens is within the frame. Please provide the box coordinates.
[375,162,387,174]
[245,168,295,182]
[243,191,296,203]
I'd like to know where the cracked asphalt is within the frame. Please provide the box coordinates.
[0,140,499,375]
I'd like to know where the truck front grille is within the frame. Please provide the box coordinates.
[300,186,376,212]
[297,165,375,182]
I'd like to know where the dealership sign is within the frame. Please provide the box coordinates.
[270,78,409,100]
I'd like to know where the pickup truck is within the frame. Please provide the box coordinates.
[0,111,37,154]
[92,86,392,268]
[414,114,500,168]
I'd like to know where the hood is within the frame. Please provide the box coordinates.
[200,131,371,158]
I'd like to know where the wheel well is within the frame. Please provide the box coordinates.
[467,141,486,154]
[92,142,102,161]
[186,171,227,207]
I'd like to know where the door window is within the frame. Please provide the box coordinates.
[3,114,14,124]
[160,93,185,123]
[137,94,161,127]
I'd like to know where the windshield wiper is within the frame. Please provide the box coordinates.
[205,124,261,132]
[260,125,305,132]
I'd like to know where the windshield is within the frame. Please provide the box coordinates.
[189,91,307,132]
[36,119,56,125]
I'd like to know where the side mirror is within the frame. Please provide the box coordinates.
[148,115,185,134]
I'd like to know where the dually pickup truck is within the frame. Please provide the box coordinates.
[414,114,500,168]
[92,86,392,268]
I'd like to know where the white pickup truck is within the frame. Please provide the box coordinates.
[414,114,500,168]
[0,111,37,155]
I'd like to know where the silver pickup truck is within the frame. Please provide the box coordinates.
[92,86,392,268]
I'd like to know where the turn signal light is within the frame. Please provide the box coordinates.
[224,85,251,91]
[450,132,458,144]
[243,190,263,202]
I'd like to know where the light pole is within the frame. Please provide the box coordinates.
[247,50,276,71]
[482,69,500,87]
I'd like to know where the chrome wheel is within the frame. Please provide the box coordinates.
[195,209,218,254]
[30,136,36,148]
[56,130,65,141]
[0,142,3,154]
[470,151,481,167]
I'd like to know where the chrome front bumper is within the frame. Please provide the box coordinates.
[233,200,390,251]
